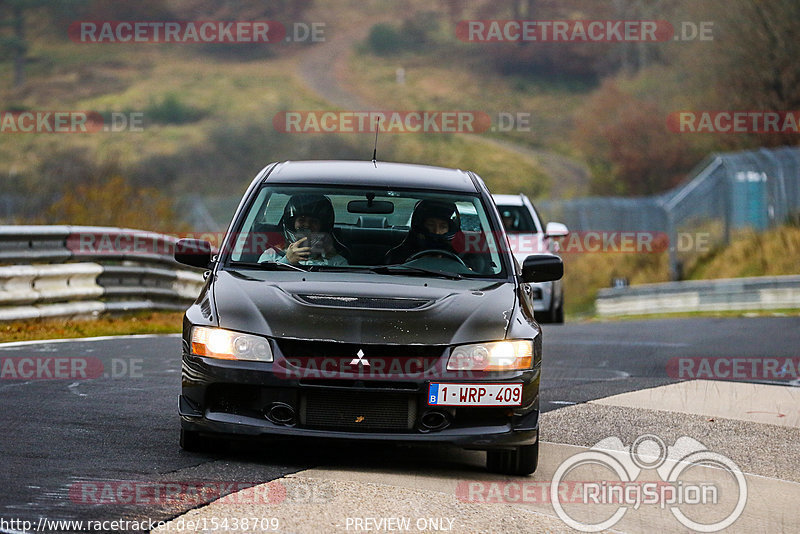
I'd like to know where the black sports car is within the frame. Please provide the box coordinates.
[175,160,563,475]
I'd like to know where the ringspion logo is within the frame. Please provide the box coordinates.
[551,434,747,532]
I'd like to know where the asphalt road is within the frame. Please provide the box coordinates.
[0,335,310,533]
[541,316,800,411]
[1,317,798,532]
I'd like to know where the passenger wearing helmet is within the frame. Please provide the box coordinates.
[259,194,349,266]
[385,199,461,264]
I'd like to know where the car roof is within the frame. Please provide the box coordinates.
[262,160,479,193]
[492,193,526,206]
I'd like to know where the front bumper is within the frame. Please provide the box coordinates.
[179,352,540,450]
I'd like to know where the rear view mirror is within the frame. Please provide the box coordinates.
[175,238,213,269]
[347,200,394,214]
[521,254,563,283]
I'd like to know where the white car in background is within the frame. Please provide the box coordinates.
[492,194,568,323]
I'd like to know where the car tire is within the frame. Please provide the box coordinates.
[545,294,564,324]
[486,441,539,476]
[553,297,564,324]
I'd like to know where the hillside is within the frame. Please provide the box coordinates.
[0,0,577,229]
[2,1,794,223]
[0,0,796,316]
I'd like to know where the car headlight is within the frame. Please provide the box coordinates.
[446,340,533,371]
[191,326,273,362]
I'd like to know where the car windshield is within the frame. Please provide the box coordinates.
[226,185,506,277]
[495,205,538,233]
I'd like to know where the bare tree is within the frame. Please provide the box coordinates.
[0,0,87,87]
[717,0,800,109]
[0,0,31,87]
[691,0,800,145]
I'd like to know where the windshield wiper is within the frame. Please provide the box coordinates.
[370,264,464,280]
[310,264,462,279]
[307,265,379,273]
[228,260,307,272]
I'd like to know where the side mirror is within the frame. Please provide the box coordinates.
[175,238,213,269]
[545,221,569,238]
[521,254,563,283]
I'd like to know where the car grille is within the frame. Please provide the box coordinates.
[277,340,446,360]
[277,340,446,375]
[294,294,432,310]
[300,390,416,431]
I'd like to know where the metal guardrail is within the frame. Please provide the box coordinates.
[0,226,205,322]
[596,275,800,316]
[0,225,181,264]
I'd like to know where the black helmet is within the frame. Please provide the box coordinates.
[410,199,460,243]
[282,194,335,242]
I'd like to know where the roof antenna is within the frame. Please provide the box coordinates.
[371,118,380,167]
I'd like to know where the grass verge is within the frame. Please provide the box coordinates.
[0,311,183,344]
[562,223,800,319]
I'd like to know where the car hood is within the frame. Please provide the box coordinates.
[212,270,516,345]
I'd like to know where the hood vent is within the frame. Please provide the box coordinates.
[295,294,432,310]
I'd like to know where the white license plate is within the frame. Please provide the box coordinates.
[428,383,523,406]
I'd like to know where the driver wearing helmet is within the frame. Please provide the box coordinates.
[385,199,461,264]
[500,209,518,232]
[259,194,349,266]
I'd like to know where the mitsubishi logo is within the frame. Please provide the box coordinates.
[349,349,370,366]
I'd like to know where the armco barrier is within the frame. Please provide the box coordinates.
[0,226,206,322]
[0,225,180,265]
[596,275,800,316]
[0,264,104,305]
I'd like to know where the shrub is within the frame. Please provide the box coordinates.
[46,175,180,232]
[145,94,206,125]
[366,24,406,56]
[572,80,701,195]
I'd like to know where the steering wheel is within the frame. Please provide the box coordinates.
[406,249,468,267]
